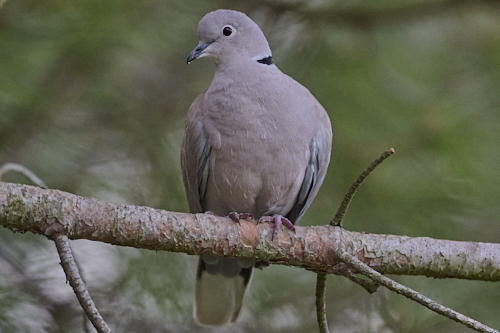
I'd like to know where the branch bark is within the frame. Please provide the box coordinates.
[1,181,500,281]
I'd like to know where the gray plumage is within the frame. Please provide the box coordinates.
[182,9,332,326]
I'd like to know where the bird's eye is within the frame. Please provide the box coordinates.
[222,25,234,36]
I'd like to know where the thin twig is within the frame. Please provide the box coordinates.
[331,148,395,226]
[0,163,47,188]
[315,273,330,333]
[330,148,496,332]
[336,249,498,333]
[54,234,112,333]
[339,269,379,294]
[0,163,112,332]
[319,148,393,331]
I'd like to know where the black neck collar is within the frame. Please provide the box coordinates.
[257,56,274,65]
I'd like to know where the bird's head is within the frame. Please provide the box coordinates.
[187,9,272,65]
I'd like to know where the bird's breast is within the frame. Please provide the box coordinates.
[201,118,309,218]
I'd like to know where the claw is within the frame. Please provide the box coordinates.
[228,212,254,225]
[228,212,241,224]
[259,214,296,240]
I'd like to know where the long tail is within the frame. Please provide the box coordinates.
[194,255,254,326]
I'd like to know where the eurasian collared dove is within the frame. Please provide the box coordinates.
[182,9,332,326]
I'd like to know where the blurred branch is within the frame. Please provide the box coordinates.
[1,181,500,281]
[257,0,500,27]
[0,163,47,188]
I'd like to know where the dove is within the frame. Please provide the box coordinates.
[182,9,332,326]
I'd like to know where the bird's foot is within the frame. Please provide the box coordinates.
[228,212,254,224]
[259,214,295,240]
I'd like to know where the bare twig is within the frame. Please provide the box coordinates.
[53,234,112,333]
[329,147,496,332]
[336,249,498,333]
[0,163,47,188]
[331,148,394,226]
[330,148,394,296]
[315,273,330,333]
[338,269,379,294]
[318,148,393,332]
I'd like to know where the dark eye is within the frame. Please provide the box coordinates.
[222,26,233,36]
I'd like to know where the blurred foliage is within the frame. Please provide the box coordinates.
[1,0,500,332]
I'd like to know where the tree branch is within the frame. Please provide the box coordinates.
[0,164,112,332]
[1,181,499,331]
[53,233,112,333]
[315,273,330,333]
[332,148,395,226]
[336,248,499,333]
[1,181,500,281]
[0,163,47,188]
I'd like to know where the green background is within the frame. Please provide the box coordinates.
[1,0,500,332]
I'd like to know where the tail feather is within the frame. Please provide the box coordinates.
[194,255,254,326]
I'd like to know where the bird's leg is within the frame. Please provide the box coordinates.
[258,214,295,240]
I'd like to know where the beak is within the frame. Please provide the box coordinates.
[187,42,213,64]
